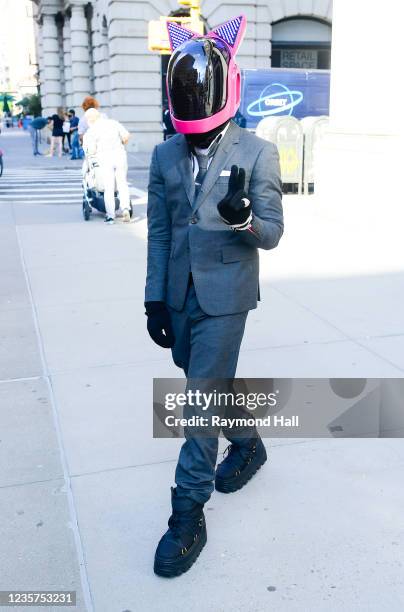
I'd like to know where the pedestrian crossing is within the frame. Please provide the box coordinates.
[0,168,147,206]
[0,168,83,205]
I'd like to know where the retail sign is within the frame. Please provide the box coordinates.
[280,49,318,69]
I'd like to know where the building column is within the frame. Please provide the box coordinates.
[92,14,110,110]
[108,0,162,152]
[99,28,111,110]
[315,0,404,233]
[255,3,271,68]
[70,2,91,113]
[35,20,44,97]
[63,15,72,109]
[40,13,62,116]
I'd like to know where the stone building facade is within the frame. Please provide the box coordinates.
[32,0,333,152]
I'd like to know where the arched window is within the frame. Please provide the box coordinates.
[271,17,332,70]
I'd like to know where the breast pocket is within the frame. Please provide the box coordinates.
[216,176,230,195]
[215,172,251,196]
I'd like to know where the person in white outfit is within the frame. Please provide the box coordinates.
[83,108,131,224]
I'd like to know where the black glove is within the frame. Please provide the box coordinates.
[145,301,175,348]
[217,165,252,230]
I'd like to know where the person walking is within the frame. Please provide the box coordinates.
[145,16,284,578]
[47,107,64,158]
[68,109,81,160]
[62,111,71,153]
[78,96,107,142]
[29,116,50,156]
[82,108,131,224]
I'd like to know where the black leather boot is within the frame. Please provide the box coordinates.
[154,487,207,577]
[215,436,267,493]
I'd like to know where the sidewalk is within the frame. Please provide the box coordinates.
[127,149,151,170]
[1,129,404,611]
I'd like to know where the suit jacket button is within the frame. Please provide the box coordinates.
[189,216,198,224]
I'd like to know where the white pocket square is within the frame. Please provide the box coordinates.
[220,170,231,177]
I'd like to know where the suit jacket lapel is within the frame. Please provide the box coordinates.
[176,136,194,207]
[193,122,240,212]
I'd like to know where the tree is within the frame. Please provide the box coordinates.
[0,92,15,114]
[16,93,42,117]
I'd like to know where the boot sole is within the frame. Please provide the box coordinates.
[154,525,207,578]
[215,455,267,494]
[122,209,131,223]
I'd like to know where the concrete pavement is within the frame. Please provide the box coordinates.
[1,128,404,612]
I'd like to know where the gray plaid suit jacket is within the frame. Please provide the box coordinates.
[145,121,284,316]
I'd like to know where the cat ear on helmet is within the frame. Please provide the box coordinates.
[209,14,247,53]
[166,21,199,52]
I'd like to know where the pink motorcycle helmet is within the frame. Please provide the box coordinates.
[166,15,247,134]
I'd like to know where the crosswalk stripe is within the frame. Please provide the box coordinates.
[1,171,80,173]
[0,195,82,200]
[0,177,81,179]
[0,174,81,177]
[1,172,81,176]
[1,176,81,180]
[0,185,82,188]
[0,187,82,191]
[3,170,81,174]
[4,200,81,205]
[0,179,82,183]
[3,179,81,181]
[1,163,146,207]
[1,188,83,193]
[1,166,83,205]
[0,180,81,184]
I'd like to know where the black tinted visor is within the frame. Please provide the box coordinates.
[167,38,230,121]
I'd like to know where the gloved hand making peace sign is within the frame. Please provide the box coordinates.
[217,165,252,231]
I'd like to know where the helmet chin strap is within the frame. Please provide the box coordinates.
[186,120,230,150]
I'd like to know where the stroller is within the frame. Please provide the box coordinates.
[82,154,133,221]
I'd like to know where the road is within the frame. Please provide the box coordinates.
[0,128,403,612]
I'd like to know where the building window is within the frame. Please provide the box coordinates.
[271,17,332,70]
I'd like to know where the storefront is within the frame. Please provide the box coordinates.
[271,17,332,70]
